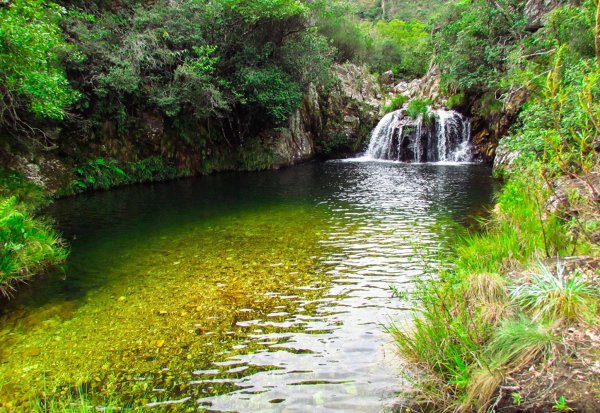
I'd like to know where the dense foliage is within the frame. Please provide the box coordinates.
[392,1,600,411]
[351,0,447,22]
[66,0,333,136]
[0,193,67,296]
[0,0,78,133]
[367,18,432,77]
[0,0,441,147]
[434,1,528,94]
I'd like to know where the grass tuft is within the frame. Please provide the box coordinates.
[486,316,558,373]
[510,261,598,325]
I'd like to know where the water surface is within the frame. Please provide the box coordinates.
[0,161,496,412]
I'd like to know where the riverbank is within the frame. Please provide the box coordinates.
[388,1,600,410]
[391,167,599,412]
[0,169,68,297]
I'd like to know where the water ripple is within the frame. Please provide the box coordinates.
[197,162,496,412]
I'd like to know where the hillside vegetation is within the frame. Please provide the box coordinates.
[390,1,600,411]
[0,1,598,410]
[350,0,447,22]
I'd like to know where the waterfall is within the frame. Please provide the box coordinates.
[364,108,474,163]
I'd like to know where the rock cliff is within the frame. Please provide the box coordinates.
[525,0,580,31]
[3,64,381,194]
[268,64,381,167]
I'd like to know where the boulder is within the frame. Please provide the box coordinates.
[380,70,395,86]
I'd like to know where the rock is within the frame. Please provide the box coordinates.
[343,115,360,125]
[9,155,70,194]
[525,0,575,31]
[492,140,521,175]
[268,63,381,165]
[380,70,395,86]
[392,65,442,103]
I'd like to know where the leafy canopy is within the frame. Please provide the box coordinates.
[0,0,78,124]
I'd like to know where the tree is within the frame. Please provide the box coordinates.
[0,0,78,136]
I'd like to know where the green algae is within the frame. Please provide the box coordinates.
[0,205,333,411]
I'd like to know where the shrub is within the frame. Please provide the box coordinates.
[0,196,67,296]
[66,0,333,139]
[446,93,465,110]
[434,0,528,94]
[367,19,433,77]
[383,94,407,114]
[71,159,130,192]
[0,0,79,130]
[405,99,431,119]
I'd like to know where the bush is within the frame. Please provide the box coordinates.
[434,0,528,94]
[367,19,433,77]
[0,196,67,296]
[71,158,130,191]
[0,0,79,129]
[66,0,334,138]
[405,99,431,119]
[511,261,598,325]
[310,0,371,63]
[383,94,407,114]
[446,93,465,110]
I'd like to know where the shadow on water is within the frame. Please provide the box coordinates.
[0,161,497,412]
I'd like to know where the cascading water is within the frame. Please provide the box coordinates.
[364,108,474,163]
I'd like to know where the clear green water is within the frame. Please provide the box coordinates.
[0,161,496,412]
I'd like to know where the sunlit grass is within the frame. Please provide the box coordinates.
[511,261,598,325]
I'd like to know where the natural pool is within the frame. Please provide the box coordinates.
[0,161,496,412]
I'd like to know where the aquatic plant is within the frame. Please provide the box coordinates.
[34,386,141,412]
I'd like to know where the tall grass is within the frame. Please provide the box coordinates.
[389,171,589,410]
[463,317,558,412]
[511,261,598,325]
[456,175,573,275]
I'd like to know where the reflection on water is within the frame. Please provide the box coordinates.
[0,161,496,412]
